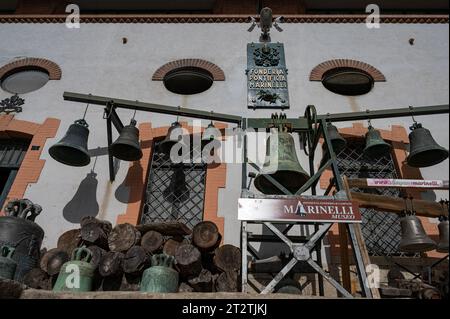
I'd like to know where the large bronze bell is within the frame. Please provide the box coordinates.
[159,121,183,155]
[407,123,449,167]
[49,119,90,167]
[0,199,44,282]
[399,214,437,253]
[363,126,392,158]
[437,218,449,253]
[254,129,310,195]
[325,122,347,154]
[110,119,143,161]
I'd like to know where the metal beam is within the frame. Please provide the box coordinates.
[63,92,242,124]
[316,104,449,122]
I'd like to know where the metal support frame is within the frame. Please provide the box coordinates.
[62,92,449,297]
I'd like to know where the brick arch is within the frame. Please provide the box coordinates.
[0,115,60,213]
[116,122,227,238]
[0,57,62,80]
[310,59,386,82]
[152,59,225,81]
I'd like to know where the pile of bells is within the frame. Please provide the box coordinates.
[49,119,220,166]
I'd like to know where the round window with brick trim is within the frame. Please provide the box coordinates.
[322,67,374,96]
[163,66,214,95]
[1,67,50,94]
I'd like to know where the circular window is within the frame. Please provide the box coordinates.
[163,67,214,95]
[322,68,374,96]
[1,68,50,94]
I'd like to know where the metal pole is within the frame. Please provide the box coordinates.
[64,92,242,124]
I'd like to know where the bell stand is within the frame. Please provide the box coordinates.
[62,92,449,297]
[344,177,449,287]
[240,109,374,298]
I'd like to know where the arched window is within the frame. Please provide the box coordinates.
[310,59,385,96]
[153,59,225,95]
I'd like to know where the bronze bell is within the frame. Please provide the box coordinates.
[363,126,392,158]
[437,218,449,253]
[325,122,347,154]
[202,123,218,147]
[159,122,183,155]
[254,129,310,195]
[110,119,143,161]
[49,119,91,167]
[399,214,437,253]
[407,122,449,167]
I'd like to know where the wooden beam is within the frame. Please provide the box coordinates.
[347,178,449,190]
[343,177,381,299]
[338,223,351,293]
[350,192,448,218]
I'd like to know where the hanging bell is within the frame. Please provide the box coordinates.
[325,122,347,154]
[407,123,449,167]
[398,215,437,253]
[110,119,143,161]
[49,119,91,167]
[53,247,95,292]
[0,246,17,280]
[202,122,217,148]
[159,122,183,155]
[140,254,179,293]
[254,129,310,195]
[363,126,392,158]
[437,218,449,253]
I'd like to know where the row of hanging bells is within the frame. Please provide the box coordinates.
[49,104,144,166]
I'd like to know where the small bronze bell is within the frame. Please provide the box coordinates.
[407,122,449,167]
[363,125,392,158]
[399,214,437,253]
[202,122,217,147]
[53,247,95,292]
[437,217,449,253]
[110,119,143,161]
[325,122,347,154]
[159,122,183,155]
[254,128,310,195]
[140,254,179,293]
[49,119,91,167]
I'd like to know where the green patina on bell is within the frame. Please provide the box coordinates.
[0,246,17,280]
[363,125,392,158]
[140,254,179,293]
[53,246,95,292]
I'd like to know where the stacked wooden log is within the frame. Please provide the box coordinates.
[24,219,241,293]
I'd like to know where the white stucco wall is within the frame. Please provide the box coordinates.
[0,22,448,249]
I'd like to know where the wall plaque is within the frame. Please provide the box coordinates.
[238,197,362,223]
[247,42,289,110]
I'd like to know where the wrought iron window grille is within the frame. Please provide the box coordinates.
[140,140,207,230]
[336,138,418,257]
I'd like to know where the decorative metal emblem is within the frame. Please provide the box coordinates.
[247,43,289,109]
[0,94,25,114]
[253,46,280,67]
